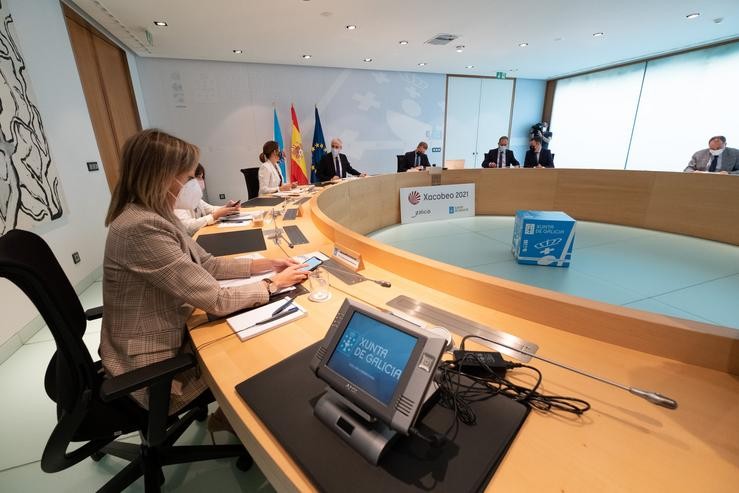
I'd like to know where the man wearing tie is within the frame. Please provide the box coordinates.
[316,138,366,182]
[401,142,431,171]
[482,136,520,168]
[523,136,554,168]
[684,136,739,174]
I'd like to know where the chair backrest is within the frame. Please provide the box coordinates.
[240,168,260,199]
[444,159,465,170]
[0,230,96,411]
[396,155,407,173]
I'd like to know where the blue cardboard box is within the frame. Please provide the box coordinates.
[512,211,576,267]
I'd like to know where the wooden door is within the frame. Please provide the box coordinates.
[62,4,141,191]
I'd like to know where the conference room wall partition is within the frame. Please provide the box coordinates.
[550,40,739,171]
[136,58,446,203]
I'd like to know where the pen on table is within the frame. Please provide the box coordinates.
[271,298,294,316]
[258,306,299,326]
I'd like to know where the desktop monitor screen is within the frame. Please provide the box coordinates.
[326,311,418,405]
[311,299,446,435]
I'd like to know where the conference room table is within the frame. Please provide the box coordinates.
[189,173,739,493]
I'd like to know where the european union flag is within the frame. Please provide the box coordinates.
[311,106,326,184]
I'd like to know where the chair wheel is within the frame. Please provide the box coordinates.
[236,453,253,471]
[91,451,105,462]
[194,406,208,422]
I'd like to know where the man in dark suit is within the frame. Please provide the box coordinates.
[316,138,365,182]
[482,136,520,168]
[401,141,431,171]
[524,136,554,168]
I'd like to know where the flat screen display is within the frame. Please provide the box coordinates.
[326,312,418,405]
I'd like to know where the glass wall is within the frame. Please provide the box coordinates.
[549,41,739,171]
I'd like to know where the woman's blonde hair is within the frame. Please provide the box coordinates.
[105,129,199,226]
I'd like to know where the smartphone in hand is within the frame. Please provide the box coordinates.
[298,256,323,272]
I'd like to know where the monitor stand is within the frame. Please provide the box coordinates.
[313,388,398,465]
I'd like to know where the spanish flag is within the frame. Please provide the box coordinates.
[290,105,309,185]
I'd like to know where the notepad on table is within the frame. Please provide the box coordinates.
[227,297,307,341]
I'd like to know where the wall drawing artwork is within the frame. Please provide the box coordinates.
[0,1,65,235]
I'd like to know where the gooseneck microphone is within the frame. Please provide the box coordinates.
[468,336,678,410]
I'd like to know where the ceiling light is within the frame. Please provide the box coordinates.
[363,58,373,62]
[686,12,700,19]
[519,42,528,47]
[465,65,475,69]
[399,40,409,45]
[232,49,243,54]
[302,54,312,59]
[592,32,604,37]
[346,25,357,30]
[417,62,427,67]
[455,45,465,52]
[153,21,167,26]
[554,37,563,41]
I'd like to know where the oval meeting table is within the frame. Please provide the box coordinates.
[190,169,738,493]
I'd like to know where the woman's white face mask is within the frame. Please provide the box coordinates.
[173,178,202,210]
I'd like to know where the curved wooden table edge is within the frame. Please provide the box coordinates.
[309,190,739,376]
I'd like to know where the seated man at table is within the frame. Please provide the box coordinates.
[684,136,739,174]
[316,138,365,182]
[401,142,431,171]
[482,136,520,168]
[523,136,554,168]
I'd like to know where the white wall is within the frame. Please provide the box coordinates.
[136,58,446,203]
[1,0,110,349]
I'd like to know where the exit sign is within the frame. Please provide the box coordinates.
[495,72,507,79]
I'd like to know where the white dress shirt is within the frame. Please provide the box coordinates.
[174,199,217,236]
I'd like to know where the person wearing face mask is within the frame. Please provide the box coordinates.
[401,141,431,171]
[684,136,739,174]
[316,138,365,182]
[481,136,520,168]
[524,136,555,168]
[101,129,309,427]
[174,163,241,236]
[258,140,294,195]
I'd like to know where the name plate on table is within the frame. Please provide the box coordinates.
[332,244,364,271]
[399,183,475,224]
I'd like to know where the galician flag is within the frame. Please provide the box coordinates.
[310,106,326,183]
[290,105,309,185]
[273,107,287,182]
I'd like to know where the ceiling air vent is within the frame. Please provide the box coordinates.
[425,33,459,46]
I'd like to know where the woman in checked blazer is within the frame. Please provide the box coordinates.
[101,129,308,416]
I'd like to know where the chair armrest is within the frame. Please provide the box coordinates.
[100,353,196,403]
[85,306,103,321]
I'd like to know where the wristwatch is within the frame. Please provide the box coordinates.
[262,278,278,295]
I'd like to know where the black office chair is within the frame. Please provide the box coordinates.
[240,168,260,199]
[396,155,407,173]
[0,229,250,492]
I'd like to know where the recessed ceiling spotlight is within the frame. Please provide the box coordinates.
[686,12,700,19]
[417,62,427,67]
[346,25,357,30]
[363,58,373,62]
[302,54,312,59]
[592,32,605,37]
[519,42,528,47]
[153,21,168,26]
[554,37,563,41]
[399,40,409,45]
[232,49,243,54]
[465,65,475,69]
[509,68,519,72]
[455,45,465,52]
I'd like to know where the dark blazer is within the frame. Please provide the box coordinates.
[482,148,520,168]
[317,153,361,182]
[402,150,430,171]
[524,148,554,168]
